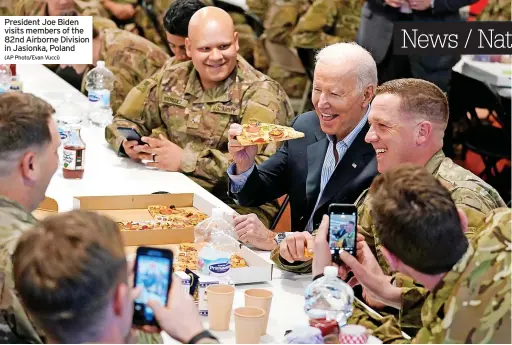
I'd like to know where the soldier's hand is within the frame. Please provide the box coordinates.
[234,214,277,250]
[384,0,405,7]
[136,135,184,172]
[280,231,314,263]
[312,215,334,277]
[339,243,402,309]
[228,123,258,174]
[104,0,136,20]
[122,140,144,162]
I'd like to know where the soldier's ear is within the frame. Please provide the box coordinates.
[457,208,468,233]
[233,32,239,52]
[185,38,192,57]
[416,121,432,146]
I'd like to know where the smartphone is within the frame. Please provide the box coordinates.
[117,127,145,146]
[132,247,173,327]
[328,204,358,265]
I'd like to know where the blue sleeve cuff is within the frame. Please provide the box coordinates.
[228,163,255,193]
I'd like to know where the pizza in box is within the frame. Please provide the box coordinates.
[237,121,304,146]
[117,205,208,231]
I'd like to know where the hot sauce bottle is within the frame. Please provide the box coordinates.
[62,126,85,179]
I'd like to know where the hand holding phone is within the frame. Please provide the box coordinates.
[328,204,358,265]
[133,247,173,327]
[117,127,145,146]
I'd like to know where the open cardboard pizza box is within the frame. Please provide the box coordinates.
[125,244,273,285]
[33,197,59,220]
[72,193,218,246]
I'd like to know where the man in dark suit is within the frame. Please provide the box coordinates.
[356,0,478,91]
[227,43,378,267]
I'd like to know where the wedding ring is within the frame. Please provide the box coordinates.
[152,154,157,162]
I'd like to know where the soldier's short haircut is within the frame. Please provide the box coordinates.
[13,210,128,343]
[376,78,449,127]
[369,164,468,275]
[163,0,206,37]
[315,42,378,93]
[0,93,54,175]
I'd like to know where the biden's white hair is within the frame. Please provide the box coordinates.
[315,42,378,92]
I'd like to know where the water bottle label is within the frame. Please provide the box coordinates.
[197,257,231,276]
[58,127,70,140]
[88,90,111,108]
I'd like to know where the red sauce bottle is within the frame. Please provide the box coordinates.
[62,126,85,179]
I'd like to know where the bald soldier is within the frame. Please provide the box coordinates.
[106,7,295,227]
[59,28,169,114]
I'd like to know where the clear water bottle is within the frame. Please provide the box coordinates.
[85,60,114,127]
[304,266,355,327]
[52,94,84,167]
[0,64,12,94]
[196,208,238,285]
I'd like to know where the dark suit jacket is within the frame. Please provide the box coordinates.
[356,0,478,90]
[229,111,378,232]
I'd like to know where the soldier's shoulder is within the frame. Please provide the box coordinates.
[437,157,504,206]
[104,29,166,55]
[478,208,511,241]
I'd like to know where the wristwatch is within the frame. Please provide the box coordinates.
[275,232,294,245]
[188,330,218,344]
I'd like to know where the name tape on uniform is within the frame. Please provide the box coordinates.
[0,16,93,64]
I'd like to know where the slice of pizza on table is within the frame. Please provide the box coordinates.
[237,121,304,146]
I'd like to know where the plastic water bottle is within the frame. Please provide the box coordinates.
[52,94,84,167]
[304,266,355,327]
[0,64,12,94]
[85,61,114,127]
[196,208,238,285]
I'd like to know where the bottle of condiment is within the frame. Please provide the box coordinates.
[62,125,86,179]
[9,64,22,91]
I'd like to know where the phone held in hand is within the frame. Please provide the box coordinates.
[117,127,145,146]
[132,247,173,327]
[328,204,358,265]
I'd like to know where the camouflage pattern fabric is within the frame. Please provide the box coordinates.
[0,0,15,16]
[291,0,362,49]
[15,0,109,17]
[247,0,270,20]
[105,55,294,227]
[0,196,42,344]
[477,0,511,21]
[267,64,308,98]
[413,208,511,343]
[79,28,169,114]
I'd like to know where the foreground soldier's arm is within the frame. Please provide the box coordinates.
[291,0,342,48]
[182,81,294,182]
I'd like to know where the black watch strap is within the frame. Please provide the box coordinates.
[187,330,217,344]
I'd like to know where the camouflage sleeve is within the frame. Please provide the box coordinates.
[181,80,294,183]
[264,1,300,44]
[247,0,269,20]
[291,0,342,48]
[105,74,164,153]
[270,246,313,273]
[77,0,110,18]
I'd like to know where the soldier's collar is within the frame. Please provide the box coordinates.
[185,67,238,103]
[425,150,445,176]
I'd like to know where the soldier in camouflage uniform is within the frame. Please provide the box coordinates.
[477,0,511,21]
[0,93,61,344]
[337,166,510,344]
[0,0,15,16]
[291,0,362,49]
[105,7,295,228]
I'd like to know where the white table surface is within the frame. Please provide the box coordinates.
[17,64,314,344]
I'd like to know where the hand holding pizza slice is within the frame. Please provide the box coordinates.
[236,122,305,146]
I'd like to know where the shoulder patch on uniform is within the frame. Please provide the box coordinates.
[136,79,157,94]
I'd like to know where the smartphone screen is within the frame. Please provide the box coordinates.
[133,248,173,326]
[117,127,145,146]
[328,204,357,259]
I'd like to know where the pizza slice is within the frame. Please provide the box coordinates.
[237,122,304,146]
